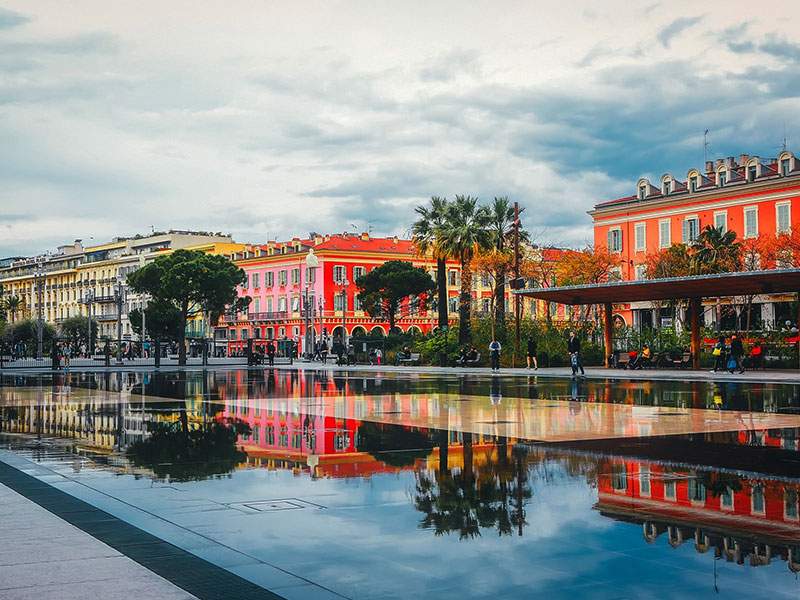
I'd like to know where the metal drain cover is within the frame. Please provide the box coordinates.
[228,497,327,513]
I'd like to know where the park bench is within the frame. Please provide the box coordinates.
[612,351,631,369]
[671,352,692,369]
[397,352,420,366]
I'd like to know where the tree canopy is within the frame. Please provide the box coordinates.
[128,299,184,341]
[355,260,435,332]
[58,316,98,349]
[127,250,249,364]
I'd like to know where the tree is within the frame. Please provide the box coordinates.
[127,250,250,365]
[412,196,450,331]
[354,260,435,333]
[486,197,527,336]
[473,247,514,338]
[644,244,693,279]
[690,225,742,275]
[439,195,492,344]
[128,299,184,341]
[58,316,98,350]
[2,319,56,354]
[554,245,618,286]
[520,247,561,324]
[4,296,22,323]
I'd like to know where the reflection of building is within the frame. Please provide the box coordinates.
[596,457,800,571]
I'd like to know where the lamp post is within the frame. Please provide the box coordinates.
[84,289,95,356]
[340,278,349,349]
[114,282,126,365]
[34,261,45,360]
[304,249,319,360]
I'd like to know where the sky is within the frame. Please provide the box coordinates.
[1,0,800,256]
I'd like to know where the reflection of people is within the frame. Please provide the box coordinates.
[567,331,584,376]
[490,377,502,405]
[266,340,275,366]
[489,339,502,372]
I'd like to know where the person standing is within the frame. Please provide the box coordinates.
[729,333,745,374]
[62,343,71,370]
[266,340,275,367]
[711,335,726,373]
[526,336,538,370]
[488,339,502,372]
[320,340,328,364]
[567,331,584,377]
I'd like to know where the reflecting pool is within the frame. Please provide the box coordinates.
[1,369,799,599]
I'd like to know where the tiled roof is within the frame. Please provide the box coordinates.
[314,236,417,254]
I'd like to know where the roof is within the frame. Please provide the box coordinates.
[516,268,800,305]
[314,236,416,254]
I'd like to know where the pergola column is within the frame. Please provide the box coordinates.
[604,302,613,368]
[689,297,701,370]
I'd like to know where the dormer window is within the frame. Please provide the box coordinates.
[718,171,727,187]
[638,185,646,200]
[747,165,757,182]
[662,180,671,195]
[689,176,698,192]
[781,158,791,176]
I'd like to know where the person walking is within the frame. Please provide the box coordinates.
[526,336,538,370]
[711,334,726,373]
[567,331,585,377]
[61,343,71,370]
[729,333,745,374]
[320,340,328,364]
[488,339,502,372]
[266,340,275,367]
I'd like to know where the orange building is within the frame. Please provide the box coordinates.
[590,151,800,329]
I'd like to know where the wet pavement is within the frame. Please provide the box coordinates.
[1,368,799,599]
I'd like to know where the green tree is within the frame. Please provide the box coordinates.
[128,299,184,341]
[126,250,250,365]
[690,225,742,275]
[2,319,56,354]
[58,316,98,350]
[355,260,435,333]
[412,196,450,331]
[439,195,492,344]
[4,296,22,322]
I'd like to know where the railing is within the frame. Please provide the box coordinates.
[220,311,289,324]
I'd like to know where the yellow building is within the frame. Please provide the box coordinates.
[0,231,246,340]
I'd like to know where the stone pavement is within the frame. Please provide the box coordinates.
[0,481,196,600]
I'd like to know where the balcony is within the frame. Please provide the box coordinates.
[248,311,288,322]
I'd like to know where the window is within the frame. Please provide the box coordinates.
[721,486,734,510]
[639,467,651,497]
[664,479,676,501]
[305,266,316,284]
[448,297,458,314]
[611,464,627,491]
[635,265,647,280]
[252,328,261,339]
[278,270,287,286]
[243,274,250,289]
[713,211,727,232]
[747,165,757,182]
[252,273,260,289]
[448,270,458,286]
[634,223,646,252]
[638,184,646,200]
[333,265,346,283]
[607,228,622,252]
[659,219,671,248]
[229,329,237,340]
[278,297,287,312]
[744,206,758,238]
[266,271,274,287]
[353,266,366,281]
[781,158,791,176]
[291,268,300,284]
[333,294,345,311]
[480,273,490,287]
[292,325,300,337]
[353,293,363,311]
[785,489,799,520]
[608,267,622,282]
[688,478,707,503]
[291,296,300,312]
[718,170,727,186]
[266,297,273,312]
[662,180,671,195]
[752,484,765,514]
[689,176,698,192]
[777,202,791,234]
[254,298,260,313]
[481,298,490,313]
[241,329,249,340]
[682,216,699,243]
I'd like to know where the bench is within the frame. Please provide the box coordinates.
[612,351,631,369]
[671,352,692,369]
[397,353,420,366]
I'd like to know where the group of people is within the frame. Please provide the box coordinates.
[711,333,747,374]
[477,330,585,377]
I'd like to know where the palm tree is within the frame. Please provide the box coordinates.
[412,196,450,332]
[690,225,742,275]
[486,197,528,337]
[4,296,21,323]
[439,195,492,344]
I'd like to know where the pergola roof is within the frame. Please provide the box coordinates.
[516,269,800,305]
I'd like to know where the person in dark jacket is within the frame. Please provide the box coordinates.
[729,333,745,374]
[266,340,276,366]
[526,337,538,370]
[567,331,584,376]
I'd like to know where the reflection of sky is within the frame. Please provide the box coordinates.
[6,446,799,599]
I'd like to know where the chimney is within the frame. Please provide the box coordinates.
[705,161,714,174]
[727,156,735,167]
[740,154,749,165]
[360,232,369,241]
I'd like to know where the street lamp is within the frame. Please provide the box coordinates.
[304,249,319,360]
[340,278,350,349]
[33,261,45,360]
[84,289,95,356]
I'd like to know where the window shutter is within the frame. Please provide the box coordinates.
[607,230,613,251]
[682,220,688,243]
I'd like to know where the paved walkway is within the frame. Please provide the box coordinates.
[0,482,196,600]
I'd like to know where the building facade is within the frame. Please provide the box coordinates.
[591,151,800,329]
[0,231,244,341]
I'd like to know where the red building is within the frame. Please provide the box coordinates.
[590,151,800,329]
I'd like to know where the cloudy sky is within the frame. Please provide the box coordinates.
[2,1,799,256]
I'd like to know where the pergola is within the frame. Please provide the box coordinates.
[516,269,800,369]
